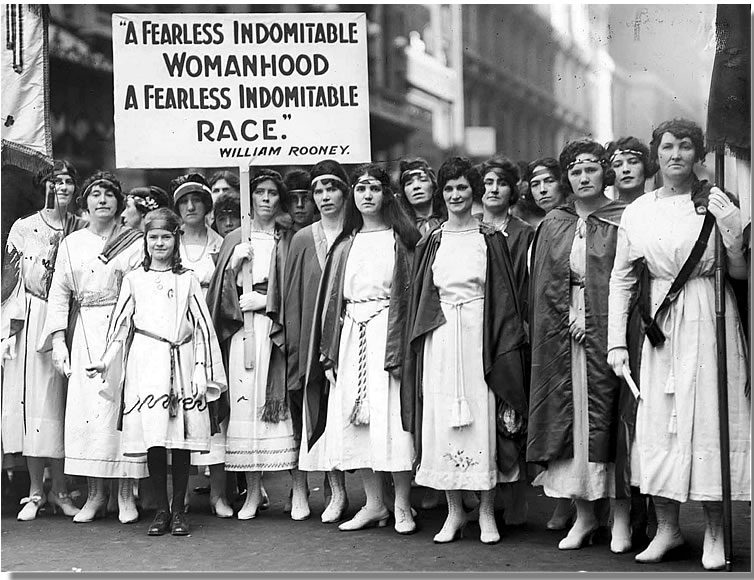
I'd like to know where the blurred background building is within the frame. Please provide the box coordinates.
[3,3,721,234]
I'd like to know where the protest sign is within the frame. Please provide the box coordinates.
[112,12,371,168]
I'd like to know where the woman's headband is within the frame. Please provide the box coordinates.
[83,178,119,198]
[311,174,347,189]
[566,156,606,171]
[609,149,645,163]
[173,181,212,202]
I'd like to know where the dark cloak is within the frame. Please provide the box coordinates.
[527,200,626,465]
[304,230,413,450]
[402,224,529,474]
[504,215,535,323]
[205,226,291,429]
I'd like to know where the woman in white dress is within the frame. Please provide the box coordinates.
[608,118,750,570]
[170,174,231,518]
[42,170,148,523]
[206,168,301,520]
[305,163,420,534]
[2,160,85,520]
[405,157,529,544]
[87,208,227,537]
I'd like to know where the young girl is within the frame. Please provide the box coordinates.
[86,208,227,536]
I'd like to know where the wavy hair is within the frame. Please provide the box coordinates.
[397,157,446,222]
[437,156,484,202]
[649,118,706,166]
[558,139,615,195]
[79,170,125,214]
[605,135,658,178]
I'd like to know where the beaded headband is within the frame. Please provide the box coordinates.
[83,178,119,198]
[609,149,645,163]
[311,174,347,189]
[354,176,382,187]
[566,157,605,171]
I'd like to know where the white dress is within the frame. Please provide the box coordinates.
[415,228,515,491]
[41,229,148,478]
[2,213,69,458]
[225,232,298,471]
[105,269,226,458]
[608,191,751,502]
[182,227,227,467]
[534,219,616,500]
[311,229,414,472]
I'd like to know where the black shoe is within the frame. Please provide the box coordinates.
[171,511,190,536]
[147,510,172,536]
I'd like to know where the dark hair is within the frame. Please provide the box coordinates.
[339,163,420,249]
[170,172,213,213]
[558,139,615,195]
[480,156,520,205]
[128,185,171,216]
[650,118,706,166]
[437,156,484,202]
[249,167,289,213]
[284,168,312,193]
[397,157,446,222]
[207,170,240,194]
[525,157,561,183]
[142,207,184,273]
[309,159,350,196]
[79,170,125,214]
[605,136,657,178]
[36,159,79,193]
[213,192,241,217]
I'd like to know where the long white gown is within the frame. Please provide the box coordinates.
[608,190,751,502]
[41,229,148,478]
[225,231,298,471]
[534,219,615,500]
[415,228,516,491]
[311,229,414,472]
[2,212,70,458]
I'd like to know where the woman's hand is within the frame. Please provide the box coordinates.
[708,187,742,235]
[1,336,16,361]
[239,291,266,312]
[192,365,207,401]
[607,347,630,377]
[229,242,253,271]
[51,339,71,377]
[568,320,586,344]
[85,360,106,378]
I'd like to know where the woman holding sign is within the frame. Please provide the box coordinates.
[607,119,751,569]
[305,164,420,534]
[206,168,302,520]
[41,170,148,523]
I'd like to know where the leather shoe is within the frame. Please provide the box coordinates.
[147,510,171,536]
[171,511,190,536]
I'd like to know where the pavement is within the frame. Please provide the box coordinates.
[1,470,751,574]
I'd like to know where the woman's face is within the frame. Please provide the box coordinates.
[146,228,175,264]
[353,174,384,217]
[442,175,474,216]
[211,178,239,199]
[122,196,143,229]
[402,169,433,208]
[215,212,241,237]
[50,172,75,208]
[313,180,345,218]
[611,152,645,192]
[290,191,317,226]
[251,178,281,219]
[529,166,564,213]
[482,171,512,214]
[657,132,696,181]
[567,154,604,200]
[177,193,208,226]
[86,185,119,221]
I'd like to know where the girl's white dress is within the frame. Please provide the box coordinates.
[608,191,750,502]
[308,229,414,472]
[41,229,147,478]
[225,231,298,471]
[415,228,516,491]
[104,268,227,458]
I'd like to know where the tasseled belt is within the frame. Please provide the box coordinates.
[440,295,484,428]
[343,295,390,426]
[134,328,192,419]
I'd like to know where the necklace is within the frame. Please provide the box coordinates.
[360,226,391,233]
[89,222,118,241]
[181,230,208,263]
[37,210,64,231]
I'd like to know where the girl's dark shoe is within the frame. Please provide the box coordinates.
[147,510,172,536]
[171,511,190,536]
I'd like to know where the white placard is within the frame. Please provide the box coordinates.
[112,12,371,168]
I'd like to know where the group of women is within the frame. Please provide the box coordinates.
[1,117,749,571]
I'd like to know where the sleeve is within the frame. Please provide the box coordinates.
[105,274,135,346]
[187,274,227,402]
[38,237,73,352]
[99,275,135,399]
[607,212,642,351]
[2,223,26,339]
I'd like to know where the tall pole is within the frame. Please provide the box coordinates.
[714,146,733,572]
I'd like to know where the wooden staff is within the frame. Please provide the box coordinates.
[714,146,733,571]
[239,165,255,370]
